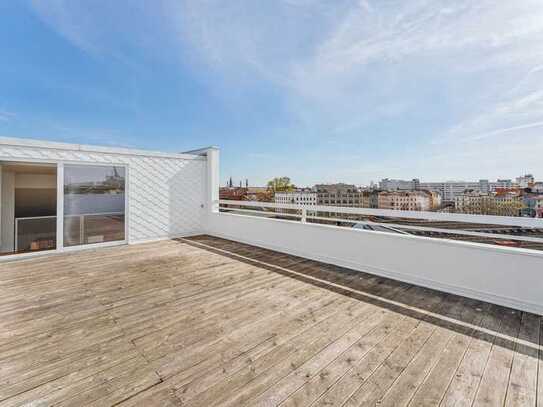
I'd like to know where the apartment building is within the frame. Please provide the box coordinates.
[521,194,543,217]
[532,182,543,193]
[314,184,370,207]
[274,190,317,206]
[379,178,520,202]
[454,191,496,215]
[495,191,523,217]
[419,181,485,202]
[455,190,523,216]
[377,191,435,211]
[493,179,514,190]
[515,174,535,188]
[379,178,420,191]
[536,197,543,218]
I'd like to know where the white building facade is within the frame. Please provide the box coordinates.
[380,178,518,202]
[378,191,434,211]
[419,181,482,202]
[516,174,535,188]
[379,178,420,191]
[0,137,209,259]
[274,190,317,207]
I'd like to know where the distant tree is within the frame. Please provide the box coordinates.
[267,177,296,193]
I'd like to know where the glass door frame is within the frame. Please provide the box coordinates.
[0,157,59,257]
[57,161,129,253]
[0,157,129,260]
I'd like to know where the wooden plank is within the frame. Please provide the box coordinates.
[174,286,416,406]
[249,308,393,406]
[504,312,540,407]
[405,301,490,407]
[199,285,432,407]
[154,292,352,380]
[0,236,541,407]
[538,317,542,407]
[272,312,407,407]
[0,337,139,400]
[312,314,419,407]
[376,297,486,407]
[177,302,384,407]
[338,293,452,407]
[438,304,508,407]
[0,356,157,406]
[472,308,522,406]
[166,290,357,395]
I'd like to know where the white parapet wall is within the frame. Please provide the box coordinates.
[207,211,543,315]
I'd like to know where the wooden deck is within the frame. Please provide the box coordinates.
[0,235,541,407]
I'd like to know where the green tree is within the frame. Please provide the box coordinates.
[267,177,296,193]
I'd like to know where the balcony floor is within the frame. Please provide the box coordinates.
[0,235,541,407]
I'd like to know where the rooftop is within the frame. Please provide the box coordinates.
[0,236,540,406]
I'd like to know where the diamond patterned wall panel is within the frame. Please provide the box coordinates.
[0,144,207,243]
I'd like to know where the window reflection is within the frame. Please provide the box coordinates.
[64,165,126,247]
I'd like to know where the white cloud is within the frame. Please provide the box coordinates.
[28,0,176,62]
[0,110,16,122]
[26,0,543,181]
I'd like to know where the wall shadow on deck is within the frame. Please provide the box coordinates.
[177,235,541,358]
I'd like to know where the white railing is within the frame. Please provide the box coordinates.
[219,199,543,246]
[14,212,125,251]
[64,212,125,246]
[14,216,57,252]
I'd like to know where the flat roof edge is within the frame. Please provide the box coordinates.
[0,137,206,160]
[181,146,219,156]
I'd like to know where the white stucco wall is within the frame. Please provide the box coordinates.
[0,138,207,244]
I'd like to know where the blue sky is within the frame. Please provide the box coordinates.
[1,1,543,186]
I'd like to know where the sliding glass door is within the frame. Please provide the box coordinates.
[63,164,126,247]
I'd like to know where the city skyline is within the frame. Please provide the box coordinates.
[1,2,543,186]
[224,173,539,189]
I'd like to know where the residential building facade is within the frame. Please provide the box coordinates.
[454,191,496,215]
[379,178,527,202]
[532,182,543,193]
[419,181,485,202]
[377,191,435,211]
[274,190,317,206]
[455,190,524,216]
[516,174,535,188]
[314,184,370,208]
[379,178,420,191]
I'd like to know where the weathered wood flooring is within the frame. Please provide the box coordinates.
[0,235,540,407]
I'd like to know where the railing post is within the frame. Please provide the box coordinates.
[80,215,84,245]
[301,208,307,223]
[206,147,220,214]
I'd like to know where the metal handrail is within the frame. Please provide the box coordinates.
[219,200,543,244]
[14,216,56,252]
[219,199,543,228]
[15,212,124,221]
[65,211,125,217]
[14,215,56,221]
